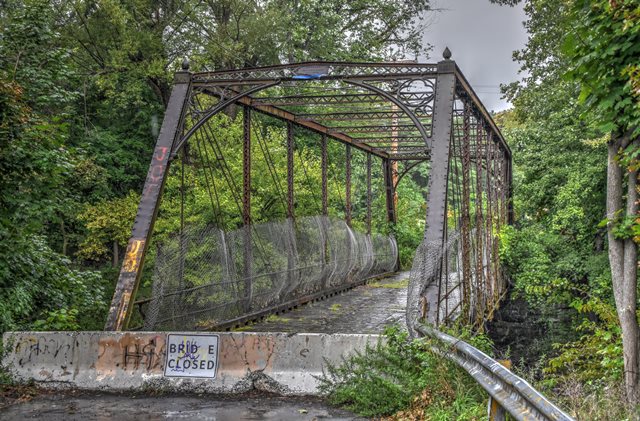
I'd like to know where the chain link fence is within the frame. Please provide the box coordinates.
[142,216,397,330]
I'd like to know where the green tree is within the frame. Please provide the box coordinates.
[563,0,639,405]
[493,0,639,407]
[0,1,107,331]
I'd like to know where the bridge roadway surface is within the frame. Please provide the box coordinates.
[2,272,410,420]
[236,271,410,334]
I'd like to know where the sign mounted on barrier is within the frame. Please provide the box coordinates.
[164,334,220,378]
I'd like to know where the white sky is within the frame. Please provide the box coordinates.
[420,0,528,112]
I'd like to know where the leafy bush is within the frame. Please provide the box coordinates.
[317,325,488,419]
[0,235,107,332]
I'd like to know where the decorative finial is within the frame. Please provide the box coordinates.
[181,57,190,71]
[443,47,452,60]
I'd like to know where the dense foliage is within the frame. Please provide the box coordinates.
[318,325,489,419]
[492,0,639,415]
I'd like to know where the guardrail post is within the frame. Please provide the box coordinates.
[488,359,511,421]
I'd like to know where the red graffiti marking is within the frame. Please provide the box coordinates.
[149,164,165,184]
[154,146,169,162]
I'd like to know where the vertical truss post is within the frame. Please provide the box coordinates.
[366,153,372,235]
[422,58,456,323]
[286,121,296,291]
[490,137,503,294]
[320,134,329,287]
[105,70,191,331]
[382,158,397,224]
[460,104,472,323]
[243,108,252,226]
[391,104,399,211]
[506,151,514,225]
[178,151,186,295]
[287,121,295,220]
[243,107,253,311]
[321,134,328,216]
[500,151,508,226]
[345,144,352,226]
[484,128,496,304]
[474,120,486,324]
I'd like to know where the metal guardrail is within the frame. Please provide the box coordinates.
[414,324,575,421]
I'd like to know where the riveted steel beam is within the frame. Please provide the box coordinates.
[287,121,295,219]
[321,134,328,216]
[243,107,253,311]
[105,71,191,331]
[366,153,372,235]
[382,158,397,224]
[423,59,456,246]
[345,145,352,226]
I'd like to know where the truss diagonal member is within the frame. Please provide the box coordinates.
[105,71,192,331]
[344,80,431,148]
[172,80,281,157]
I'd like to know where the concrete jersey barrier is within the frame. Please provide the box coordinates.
[2,331,379,395]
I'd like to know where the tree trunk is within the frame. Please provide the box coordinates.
[607,134,639,407]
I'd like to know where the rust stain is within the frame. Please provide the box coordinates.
[122,239,145,273]
[95,334,166,380]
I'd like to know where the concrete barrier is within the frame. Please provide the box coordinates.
[1,331,379,395]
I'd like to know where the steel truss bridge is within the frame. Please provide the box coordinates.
[104,52,513,335]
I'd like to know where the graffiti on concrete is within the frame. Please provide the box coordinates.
[14,335,73,367]
[96,334,166,377]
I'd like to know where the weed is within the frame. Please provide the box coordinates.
[264,314,290,323]
[317,325,487,419]
[368,278,410,289]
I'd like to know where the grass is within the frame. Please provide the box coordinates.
[264,314,291,323]
[368,278,410,289]
[512,360,633,420]
[231,324,254,332]
[329,304,342,312]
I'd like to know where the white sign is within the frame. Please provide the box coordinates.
[164,334,220,378]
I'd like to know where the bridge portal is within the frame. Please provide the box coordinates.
[105,51,512,333]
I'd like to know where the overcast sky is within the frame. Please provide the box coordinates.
[420,0,528,112]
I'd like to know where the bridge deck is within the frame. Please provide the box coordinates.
[235,272,409,334]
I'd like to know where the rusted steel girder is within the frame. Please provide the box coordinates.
[422,59,456,247]
[243,107,252,227]
[104,70,191,331]
[287,121,295,220]
[366,153,372,235]
[321,134,328,216]
[460,104,472,323]
[382,158,397,224]
[345,145,352,226]
[243,107,253,311]
[297,110,414,121]
[191,61,439,84]
[252,91,433,106]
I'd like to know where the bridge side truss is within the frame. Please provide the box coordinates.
[104,57,512,331]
